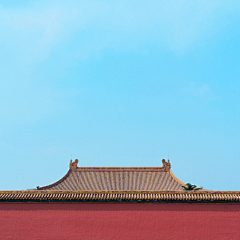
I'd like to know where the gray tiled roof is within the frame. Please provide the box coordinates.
[37,159,185,191]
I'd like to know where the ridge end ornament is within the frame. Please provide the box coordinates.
[69,159,79,170]
[162,159,171,171]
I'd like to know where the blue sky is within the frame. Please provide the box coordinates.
[0,0,239,190]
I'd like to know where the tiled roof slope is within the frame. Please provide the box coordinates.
[37,159,185,191]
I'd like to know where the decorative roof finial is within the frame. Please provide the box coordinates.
[69,159,79,170]
[162,159,171,171]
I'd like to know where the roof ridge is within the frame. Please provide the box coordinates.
[69,159,171,172]
[72,167,170,172]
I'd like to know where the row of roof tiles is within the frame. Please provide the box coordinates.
[1,191,240,202]
[38,170,183,191]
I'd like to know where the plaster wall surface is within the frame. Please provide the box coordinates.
[0,203,239,240]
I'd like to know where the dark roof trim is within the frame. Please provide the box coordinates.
[1,190,240,203]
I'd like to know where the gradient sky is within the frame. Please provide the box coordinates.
[0,0,239,190]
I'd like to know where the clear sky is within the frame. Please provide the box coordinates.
[0,0,239,191]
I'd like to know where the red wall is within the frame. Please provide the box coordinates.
[0,203,239,240]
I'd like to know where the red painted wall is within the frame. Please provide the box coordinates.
[0,203,239,240]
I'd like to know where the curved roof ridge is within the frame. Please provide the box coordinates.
[169,170,186,186]
[37,169,71,190]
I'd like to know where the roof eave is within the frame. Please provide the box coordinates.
[1,190,240,203]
